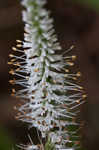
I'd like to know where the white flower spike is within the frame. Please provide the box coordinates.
[8,0,86,149]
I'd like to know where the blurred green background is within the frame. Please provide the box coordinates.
[0,127,12,150]
[76,0,99,11]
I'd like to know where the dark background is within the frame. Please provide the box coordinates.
[0,0,99,149]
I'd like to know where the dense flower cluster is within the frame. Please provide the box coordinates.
[8,0,86,149]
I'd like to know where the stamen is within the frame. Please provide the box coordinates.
[9,54,14,58]
[65,69,69,73]
[12,47,17,51]
[76,100,80,103]
[79,86,83,90]
[72,55,76,61]
[8,62,13,65]
[12,88,16,93]
[72,77,77,80]
[82,94,87,98]
[76,72,81,77]
[13,62,20,66]
[12,47,24,53]
[70,45,75,50]
[11,59,16,62]
[9,79,15,84]
[67,62,74,66]
[16,68,20,71]
[16,40,22,43]
[17,44,22,48]
[9,69,15,75]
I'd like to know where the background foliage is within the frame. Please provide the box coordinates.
[0,127,12,150]
[76,0,99,11]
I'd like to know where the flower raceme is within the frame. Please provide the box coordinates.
[8,0,86,149]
